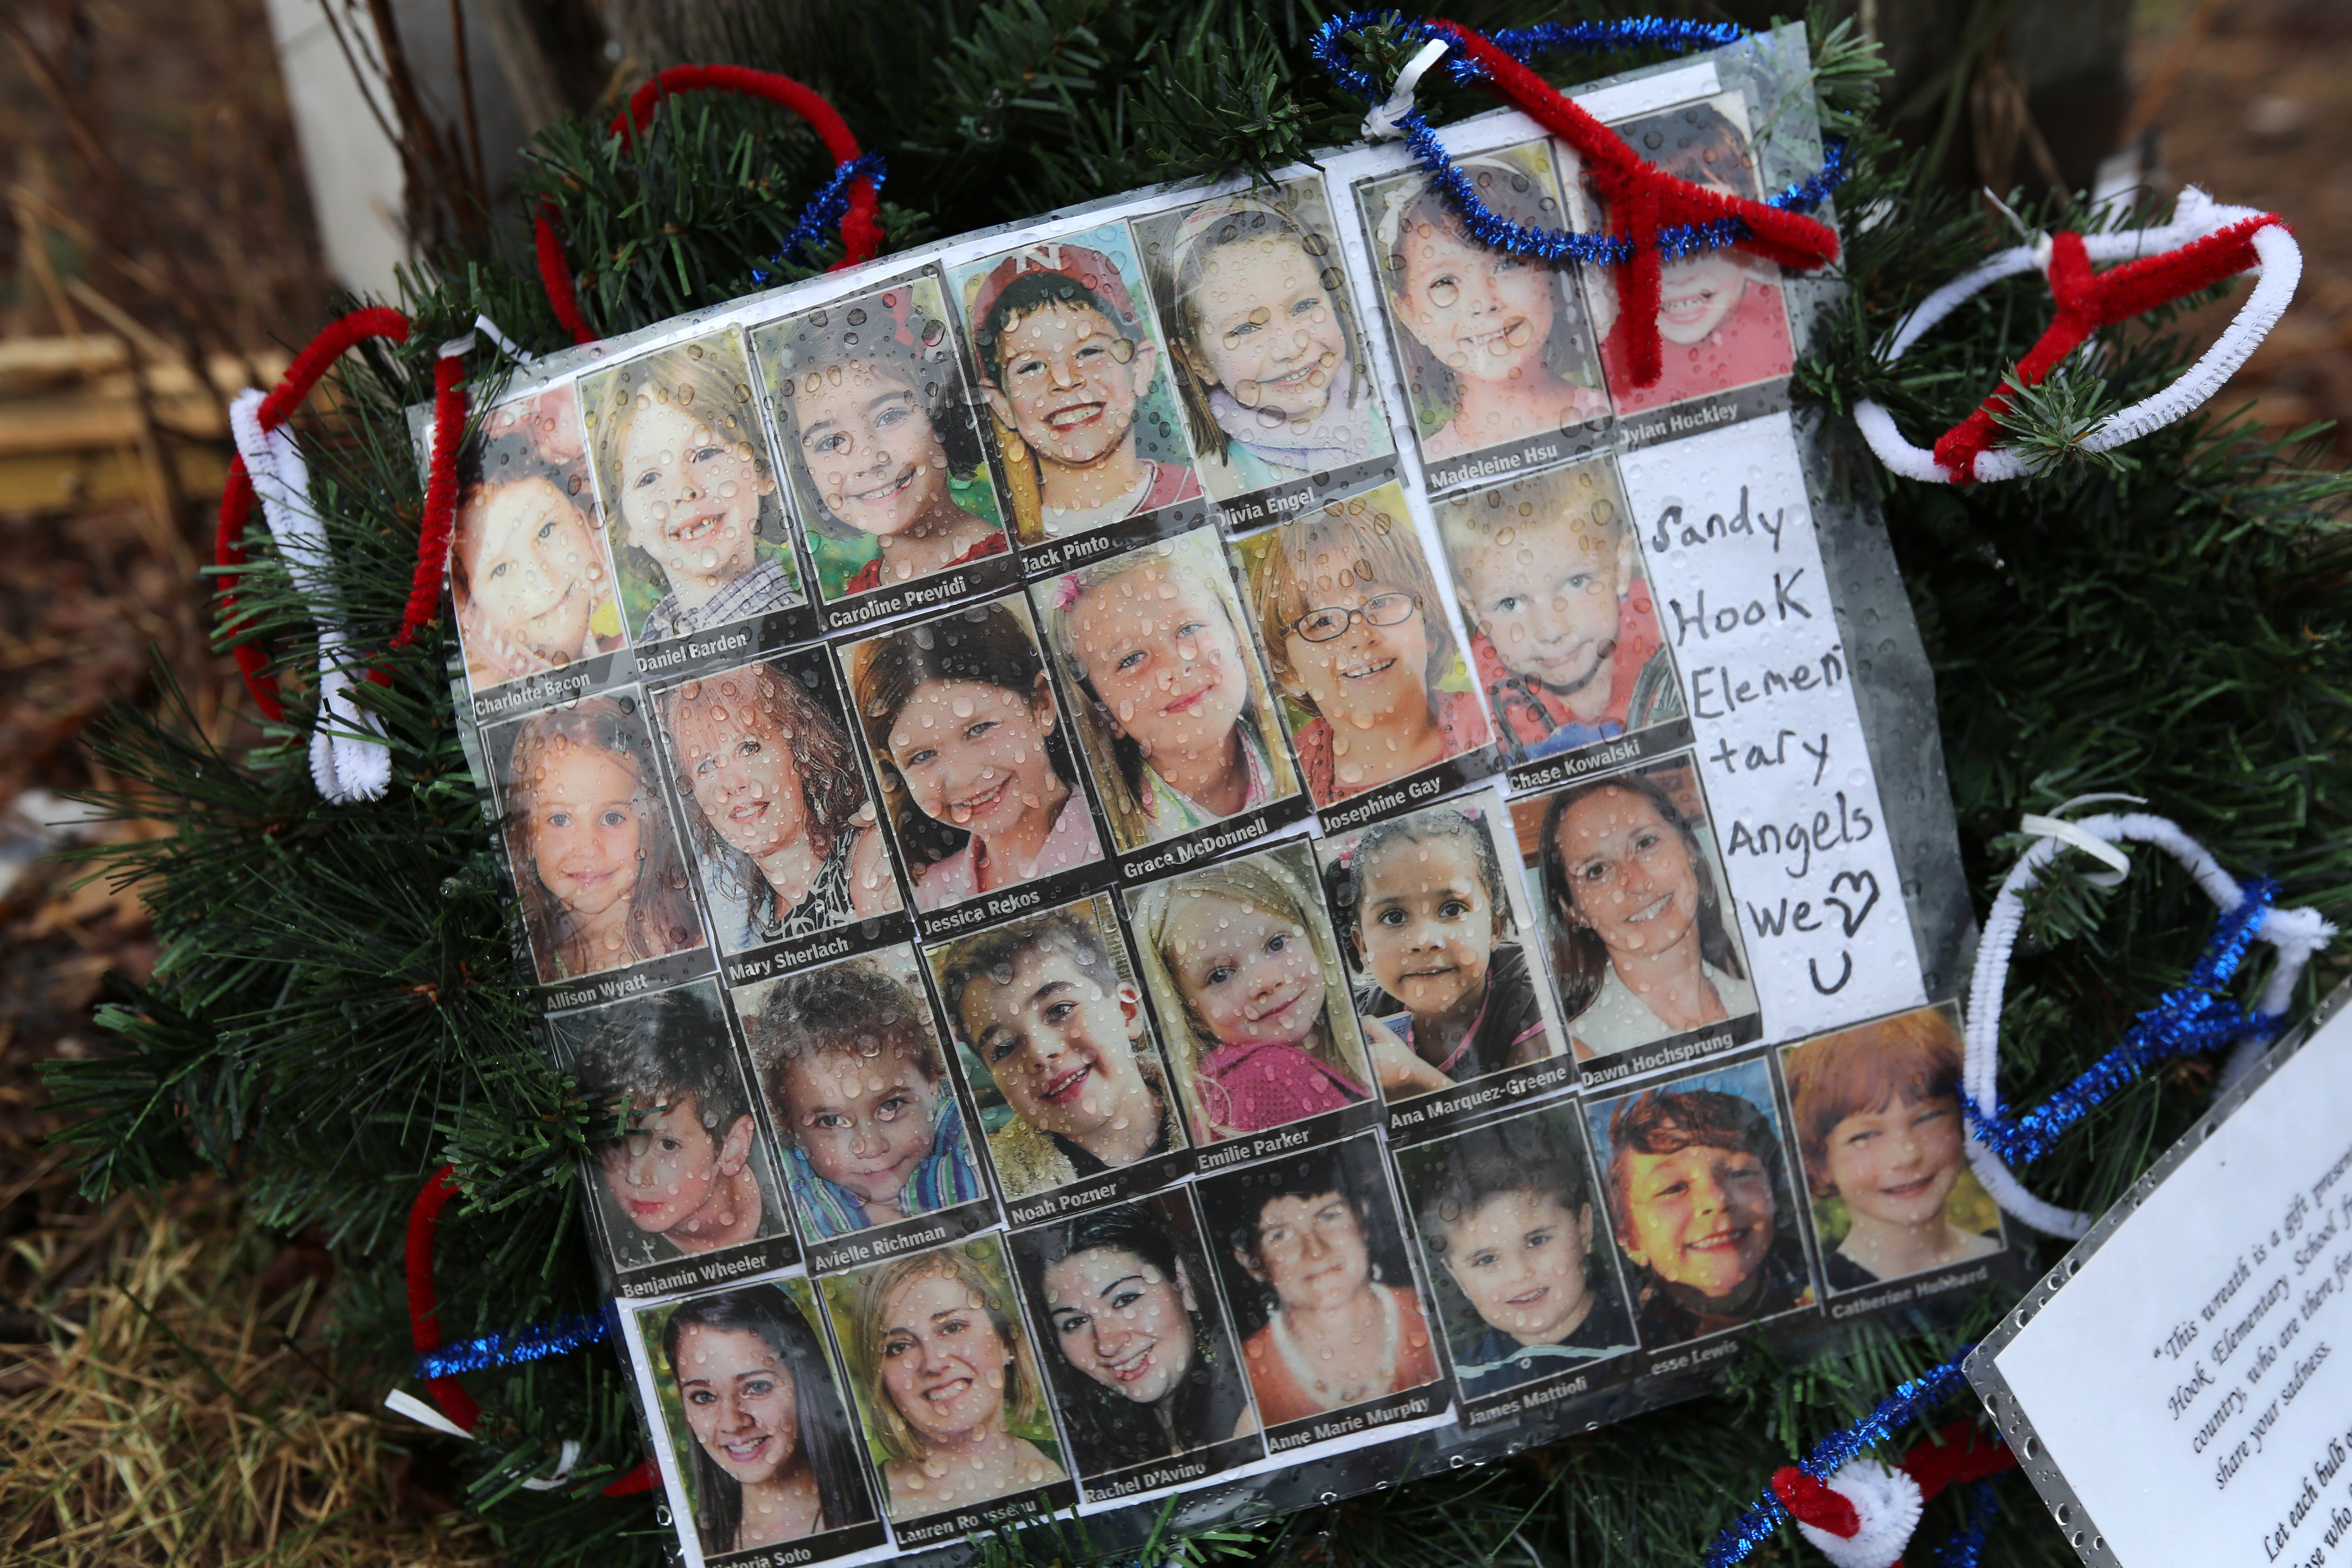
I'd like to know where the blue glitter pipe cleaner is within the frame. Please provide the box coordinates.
[1309,12,1849,267]
[1938,1478,2003,1568]
[750,149,890,285]
[416,1311,609,1381]
[1706,1353,1976,1568]
[1965,878,2281,1168]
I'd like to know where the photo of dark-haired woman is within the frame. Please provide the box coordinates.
[1009,1192,1260,1486]
[1515,758,1758,1062]
[841,595,1105,913]
[754,275,1013,603]
[1196,1134,1441,1431]
[648,1280,880,1560]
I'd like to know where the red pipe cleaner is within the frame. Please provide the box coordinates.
[535,65,883,348]
[1931,214,2282,482]
[403,1165,656,1496]
[1419,19,1840,388]
[378,352,472,678]
[1770,1421,2018,1565]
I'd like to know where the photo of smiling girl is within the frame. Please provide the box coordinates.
[495,693,707,982]
[1579,96,1797,420]
[1008,1192,1261,1491]
[641,1280,880,1564]
[1237,488,1495,808]
[1517,758,1759,1065]
[652,653,903,954]
[1134,180,1393,509]
[451,384,628,690]
[952,226,1204,548]
[754,276,1015,607]
[1782,1006,2002,1292]
[1317,791,1566,1100]
[1354,144,1609,489]
[582,326,808,646]
[843,595,1106,916]
[1129,842,1420,1145]
[1036,527,1302,855]
[929,898,1189,1203]
[822,1235,1071,1531]
[1585,1060,1816,1347]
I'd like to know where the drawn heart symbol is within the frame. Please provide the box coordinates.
[1824,870,1880,938]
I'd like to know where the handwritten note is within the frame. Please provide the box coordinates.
[1616,414,1925,1037]
[1991,1001,2352,1568]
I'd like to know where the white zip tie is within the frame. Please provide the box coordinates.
[471,315,534,364]
[1962,811,2335,1238]
[229,390,392,803]
[1363,39,1451,142]
[1853,187,2300,484]
[384,1387,473,1439]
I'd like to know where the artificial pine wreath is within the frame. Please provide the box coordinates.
[45,8,2352,1568]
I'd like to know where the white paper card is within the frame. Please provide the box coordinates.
[1984,996,2352,1568]
[1618,414,1926,1034]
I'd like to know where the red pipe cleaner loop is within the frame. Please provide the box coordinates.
[1932,213,2280,481]
[214,307,412,718]
[377,352,472,680]
[1772,1468,1862,1537]
[1419,18,1841,388]
[534,65,882,347]
[535,199,597,347]
[403,1165,657,1496]
[405,1165,482,1432]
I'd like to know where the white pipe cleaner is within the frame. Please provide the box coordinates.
[1964,804,2335,1238]
[227,391,392,803]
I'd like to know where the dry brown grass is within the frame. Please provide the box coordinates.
[0,1177,500,1568]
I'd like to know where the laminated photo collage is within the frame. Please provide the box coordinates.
[441,36,2007,1568]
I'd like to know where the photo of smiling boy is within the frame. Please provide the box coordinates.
[1586,1062,1815,1347]
[952,227,1203,546]
[738,948,986,1243]
[1782,1006,2002,1292]
[1435,463,1686,767]
[1236,487,1495,808]
[842,595,1105,916]
[548,982,792,1277]
[1397,1106,1636,1401]
[1036,527,1301,854]
[581,326,808,645]
[929,900,1189,1203]
[754,276,1014,606]
[1318,793,1564,1099]
[1355,143,1610,490]
[1134,180,1393,508]
[1581,96,1797,420]
[450,383,628,690]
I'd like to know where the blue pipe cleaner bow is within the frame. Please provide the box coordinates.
[749,149,890,285]
[1966,878,2283,1167]
[416,1311,609,1381]
[1308,12,1849,267]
